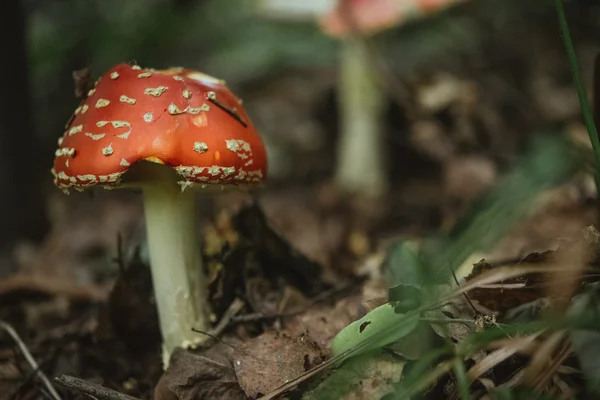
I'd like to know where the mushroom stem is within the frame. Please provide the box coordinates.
[335,37,387,196]
[142,175,208,366]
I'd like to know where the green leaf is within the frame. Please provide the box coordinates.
[387,135,580,287]
[331,302,420,361]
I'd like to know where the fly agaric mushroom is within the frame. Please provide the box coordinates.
[51,63,267,364]
[318,0,466,196]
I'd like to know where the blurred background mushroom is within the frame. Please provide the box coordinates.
[318,0,468,199]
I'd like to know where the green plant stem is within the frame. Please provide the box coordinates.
[556,0,600,194]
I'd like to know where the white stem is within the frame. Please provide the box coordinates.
[142,177,209,366]
[335,37,387,196]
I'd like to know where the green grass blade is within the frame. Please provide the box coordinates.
[556,0,600,191]
[453,358,470,400]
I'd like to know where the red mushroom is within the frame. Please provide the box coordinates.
[52,63,267,364]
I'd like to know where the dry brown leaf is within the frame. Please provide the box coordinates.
[155,346,245,400]
[284,295,364,351]
[232,330,324,398]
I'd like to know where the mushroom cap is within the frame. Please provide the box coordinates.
[52,64,267,193]
[319,0,463,38]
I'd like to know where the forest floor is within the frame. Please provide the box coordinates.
[2,7,600,399]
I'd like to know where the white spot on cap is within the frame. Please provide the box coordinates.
[117,131,130,139]
[143,112,153,122]
[168,103,185,115]
[182,89,192,99]
[81,104,89,114]
[225,139,252,158]
[173,76,184,81]
[187,104,210,114]
[110,71,120,79]
[226,139,240,152]
[69,125,83,136]
[222,166,235,177]
[120,95,136,104]
[206,91,216,100]
[65,159,69,167]
[74,106,82,115]
[57,137,64,146]
[144,86,168,97]
[96,99,110,108]
[234,170,247,180]
[112,121,131,128]
[137,72,152,78]
[187,71,225,86]
[193,142,208,153]
[85,132,106,140]
[88,88,96,96]
[78,174,98,182]
[120,158,130,167]
[55,147,75,158]
[102,144,114,156]
[96,121,109,127]
[131,65,142,70]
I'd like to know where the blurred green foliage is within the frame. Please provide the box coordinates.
[26,0,560,151]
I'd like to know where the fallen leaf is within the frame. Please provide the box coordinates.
[284,295,365,351]
[233,330,324,398]
[155,346,245,400]
[304,351,406,400]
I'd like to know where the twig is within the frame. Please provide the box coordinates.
[0,320,62,400]
[450,265,478,315]
[208,297,245,337]
[232,281,359,324]
[53,375,140,400]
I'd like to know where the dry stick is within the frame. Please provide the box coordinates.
[54,375,140,400]
[208,297,245,337]
[231,281,359,324]
[0,320,62,400]
[530,340,573,391]
[450,265,479,315]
